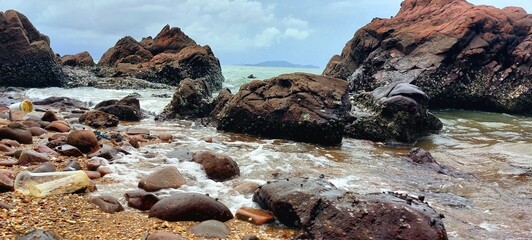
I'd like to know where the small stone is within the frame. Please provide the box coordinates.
[127,127,150,135]
[55,144,84,157]
[18,150,49,165]
[158,132,173,142]
[193,151,240,181]
[0,170,15,192]
[242,235,260,240]
[32,162,56,173]
[90,195,124,213]
[84,171,102,179]
[29,127,47,136]
[97,166,112,176]
[17,229,58,240]
[42,110,60,122]
[165,146,193,161]
[189,220,230,239]
[147,231,187,240]
[63,159,82,171]
[0,139,20,148]
[125,190,160,211]
[235,207,274,225]
[128,137,140,148]
[233,182,260,195]
[86,157,102,171]
[0,200,14,209]
[44,121,71,132]
[0,126,32,144]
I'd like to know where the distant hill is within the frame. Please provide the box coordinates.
[244,61,320,69]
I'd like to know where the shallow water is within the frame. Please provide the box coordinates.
[22,66,531,239]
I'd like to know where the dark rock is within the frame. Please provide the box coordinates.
[67,130,99,153]
[55,145,83,157]
[254,178,447,240]
[125,190,160,211]
[89,195,124,214]
[33,96,87,109]
[28,127,47,136]
[345,83,442,143]
[149,193,233,222]
[247,74,256,79]
[159,78,213,120]
[406,148,472,178]
[44,121,71,133]
[323,0,532,114]
[96,96,142,121]
[242,235,260,240]
[138,166,186,192]
[18,150,49,165]
[79,110,119,128]
[16,229,58,240]
[233,182,260,195]
[98,25,224,90]
[0,169,15,192]
[88,144,129,160]
[60,51,95,67]
[146,231,187,240]
[0,143,13,153]
[63,159,82,171]
[0,125,32,144]
[42,110,60,122]
[210,88,233,119]
[0,139,20,148]
[193,151,240,182]
[0,10,65,88]
[217,73,350,145]
[32,162,56,173]
[22,120,41,128]
[189,220,230,239]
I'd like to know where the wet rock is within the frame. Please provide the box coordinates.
[97,166,112,176]
[84,171,102,180]
[32,162,56,173]
[128,138,140,148]
[44,121,71,133]
[138,166,186,192]
[60,51,95,67]
[18,150,49,165]
[241,235,260,240]
[406,148,471,178]
[34,144,59,156]
[125,190,160,211]
[126,127,150,135]
[157,132,173,142]
[67,130,99,153]
[323,0,532,114]
[33,96,87,109]
[0,139,20,148]
[0,10,65,88]
[210,88,233,119]
[90,195,124,214]
[86,157,102,171]
[0,169,15,192]
[95,96,142,121]
[0,143,13,152]
[193,151,240,181]
[16,229,58,240]
[189,220,230,239]
[42,110,60,122]
[149,193,233,222]
[88,144,129,160]
[0,125,32,144]
[146,231,187,240]
[55,145,83,157]
[98,25,224,90]
[218,73,350,145]
[233,182,260,195]
[254,178,448,240]
[79,110,119,128]
[159,78,213,120]
[165,146,192,161]
[63,159,82,171]
[29,127,47,136]
[22,120,41,128]
[235,207,274,225]
[345,83,443,143]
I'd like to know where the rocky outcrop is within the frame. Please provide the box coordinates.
[60,51,95,67]
[323,0,532,114]
[0,10,65,88]
[254,178,448,240]
[98,25,224,90]
[94,96,142,121]
[345,82,442,143]
[158,78,213,120]
[217,73,351,145]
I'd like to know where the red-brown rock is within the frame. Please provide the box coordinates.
[149,193,233,222]
[90,195,124,214]
[138,166,186,192]
[45,121,70,132]
[125,190,160,211]
[236,207,274,225]
[67,130,99,153]
[193,151,240,182]
[0,125,32,144]
[41,110,60,122]
[60,51,95,67]
[79,110,119,128]
[323,0,532,114]
[18,150,49,165]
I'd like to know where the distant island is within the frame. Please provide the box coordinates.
[243,61,320,69]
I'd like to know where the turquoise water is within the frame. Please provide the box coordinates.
[23,66,532,239]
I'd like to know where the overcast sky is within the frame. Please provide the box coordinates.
[1,0,530,67]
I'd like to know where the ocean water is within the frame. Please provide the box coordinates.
[23,66,532,239]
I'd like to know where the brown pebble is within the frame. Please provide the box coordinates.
[235,207,274,225]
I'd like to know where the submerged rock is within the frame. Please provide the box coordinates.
[217,73,351,145]
[345,83,442,143]
[193,151,240,182]
[0,10,65,88]
[254,178,448,240]
[138,166,186,192]
[159,78,213,120]
[98,25,224,90]
[323,0,532,114]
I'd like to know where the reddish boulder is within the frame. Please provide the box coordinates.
[67,130,99,153]
[138,166,186,192]
[0,10,65,87]
[217,73,350,145]
[95,96,142,121]
[79,110,119,128]
[149,193,233,222]
[0,124,32,144]
[323,0,532,114]
[60,51,95,67]
[98,25,223,90]
[193,151,240,181]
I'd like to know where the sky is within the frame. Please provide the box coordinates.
[0,0,530,67]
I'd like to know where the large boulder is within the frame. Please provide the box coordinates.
[98,25,224,90]
[60,51,95,67]
[94,96,142,121]
[217,73,351,145]
[0,10,65,87]
[193,151,240,182]
[149,193,233,222]
[158,78,213,120]
[323,0,532,114]
[254,178,448,240]
[345,82,442,143]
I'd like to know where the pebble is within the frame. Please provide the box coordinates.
[235,207,274,225]
[189,220,230,239]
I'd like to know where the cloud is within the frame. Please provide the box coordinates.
[255,27,281,47]
[283,28,310,40]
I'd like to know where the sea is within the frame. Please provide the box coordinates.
[23,65,532,239]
